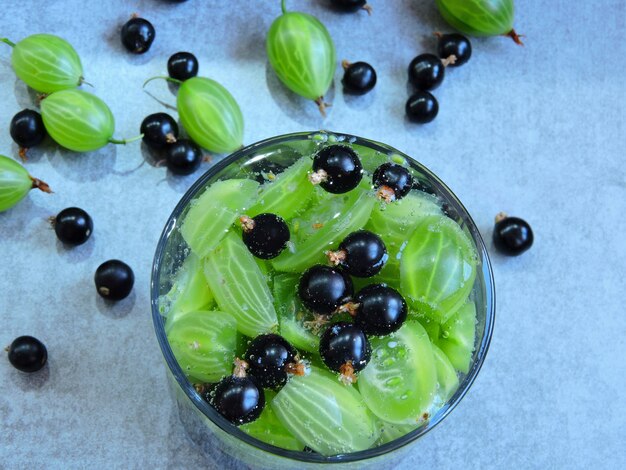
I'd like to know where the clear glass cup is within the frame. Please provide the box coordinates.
[151,131,495,469]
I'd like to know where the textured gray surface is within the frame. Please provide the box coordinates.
[1,0,625,468]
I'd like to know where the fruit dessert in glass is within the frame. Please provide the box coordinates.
[151,131,495,468]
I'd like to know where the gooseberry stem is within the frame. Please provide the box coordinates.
[143,75,183,88]
[281,0,287,14]
[108,134,144,145]
[506,29,525,46]
[1,38,16,48]
[29,176,52,194]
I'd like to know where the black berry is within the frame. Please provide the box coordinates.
[493,213,533,256]
[53,207,93,246]
[140,113,178,150]
[211,374,265,425]
[328,230,387,278]
[95,260,134,301]
[241,213,290,259]
[354,284,407,335]
[408,53,445,91]
[406,91,439,124]
[10,109,46,152]
[7,336,47,373]
[437,33,472,67]
[121,17,155,54]
[244,334,298,389]
[299,265,353,315]
[319,322,370,383]
[168,52,198,81]
[331,0,371,14]
[311,145,363,194]
[373,163,414,201]
[342,61,377,95]
[165,139,202,175]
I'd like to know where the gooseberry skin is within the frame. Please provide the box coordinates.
[40,89,114,152]
[435,0,518,41]
[266,11,336,103]
[6,34,83,93]
[177,77,244,154]
[0,155,50,212]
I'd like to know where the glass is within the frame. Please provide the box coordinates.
[151,131,495,469]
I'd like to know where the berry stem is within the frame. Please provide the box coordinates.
[341,59,352,71]
[441,55,457,67]
[308,169,328,185]
[314,97,331,118]
[376,185,396,203]
[143,75,183,88]
[339,361,357,385]
[326,249,347,266]
[29,176,52,193]
[495,212,508,223]
[505,29,525,46]
[108,134,144,145]
[281,0,287,14]
[0,38,16,48]
[18,147,28,162]
[362,4,373,15]
[233,358,249,378]
[239,215,256,232]
[433,31,443,39]
[285,361,306,376]
[337,301,360,317]
[79,77,94,88]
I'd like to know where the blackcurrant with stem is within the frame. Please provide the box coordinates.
[319,322,370,385]
[309,145,363,194]
[331,0,372,14]
[121,17,155,54]
[10,109,46,159]
[353,284,407,336]
[436,32,472,67]
[140,113,178,150]
[299,265,353,315]
[493,212,534,256]
[373,162,414,202]
[52,207,93,246]
[168,52,198,81]
[408,53,456,91]
[244,334,301,389]
[7,336,47,373]
[240,213,290,259]
[95,260,134,301]
[341,60,377,95]
[165,139,202,175]
[406,91,438,124]
[327,230,387,278]
[210,358,265,425]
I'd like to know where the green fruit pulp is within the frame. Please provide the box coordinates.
[436,0,515,36]
[159,138,482,454]
[0,155,34,212]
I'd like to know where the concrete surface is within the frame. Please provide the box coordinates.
[0,0,624,468]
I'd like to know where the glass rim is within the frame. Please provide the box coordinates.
[150,130,496,464]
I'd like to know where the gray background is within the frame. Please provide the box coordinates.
[1,0,624,468]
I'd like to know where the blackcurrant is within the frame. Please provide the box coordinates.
[373,163,414,202]
[341,60,377,95]
[7,336,47,373]
[327,230,387,278]
[240,213,290,259]
[408,53,446,91]
[299,265,353,315]
[493,213,534,256]
[140,113,178,150]
[319,322,370,384]
[437,33,472,67]
[406,91,439,124]
[95,260,134,301]
[310,145,363,194]
[121,17,155,54]
[167,52,199,81]
[52,207,93,246]
[353,284,407,336]
[331,0,372,14]
[210,359,265,425]
[9,109,46,155]
[244,334,299,389]
[165,139,202,175]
